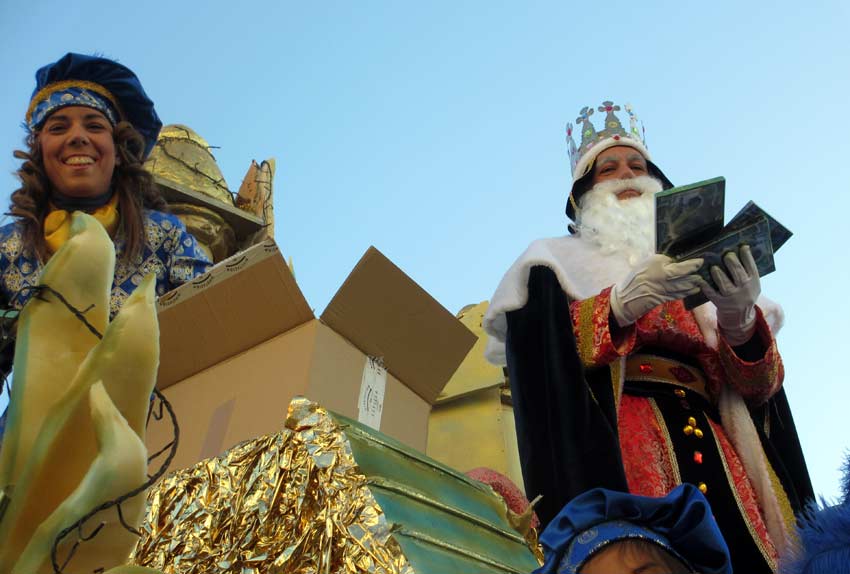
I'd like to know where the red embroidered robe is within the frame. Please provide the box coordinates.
[570,286,787,567]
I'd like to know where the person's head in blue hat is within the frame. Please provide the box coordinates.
[25,53,162,158]
[10,52,166,262]
[0,53,211,319]
[534,484,732,574]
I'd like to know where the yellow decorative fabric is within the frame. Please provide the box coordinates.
[44,194,119,254]
[571,287,637,368]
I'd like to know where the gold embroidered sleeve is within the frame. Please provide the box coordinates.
[718,306,784,405]
[570,286,637,368]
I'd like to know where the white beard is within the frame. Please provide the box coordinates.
[576,175,663,266]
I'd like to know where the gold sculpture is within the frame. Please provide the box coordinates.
[144,125,274,262]
[427,301,524,491]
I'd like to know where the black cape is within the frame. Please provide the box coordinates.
[506,265,813,572]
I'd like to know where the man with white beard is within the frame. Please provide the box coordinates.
[483,102,813,574]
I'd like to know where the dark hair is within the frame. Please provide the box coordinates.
[9,119,167,262]
[580,538,692,574]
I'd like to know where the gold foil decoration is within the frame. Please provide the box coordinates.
[131,397,414,574]
[131,397,541,573]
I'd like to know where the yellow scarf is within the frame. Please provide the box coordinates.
[44,194,120,254]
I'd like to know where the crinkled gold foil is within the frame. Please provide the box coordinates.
[131,397,414,574]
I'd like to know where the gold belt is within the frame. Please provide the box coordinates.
[625,354,709,401]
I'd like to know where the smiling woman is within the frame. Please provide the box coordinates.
[39,107,117,199]
[0,53,212,319]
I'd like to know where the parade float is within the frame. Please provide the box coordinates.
[0,128,542,573]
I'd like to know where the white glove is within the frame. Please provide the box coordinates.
[610,254,704,327]
[698,245,760,346]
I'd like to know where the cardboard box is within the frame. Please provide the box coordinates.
[147,240,476,471]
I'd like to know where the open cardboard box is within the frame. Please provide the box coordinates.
[146,239,476,471]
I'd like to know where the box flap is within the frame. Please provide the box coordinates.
[320,246,476,404]
[156,239,314,388]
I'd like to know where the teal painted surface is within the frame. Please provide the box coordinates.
[332,413,539,574]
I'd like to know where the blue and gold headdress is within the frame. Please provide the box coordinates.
[534,484,732,574]
[26,53,162,158]
[27,80,123,129]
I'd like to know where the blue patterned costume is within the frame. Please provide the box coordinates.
[0,210,210,441]
[0,209,212,317]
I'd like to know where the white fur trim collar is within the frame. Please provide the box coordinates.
[482,235,784,365]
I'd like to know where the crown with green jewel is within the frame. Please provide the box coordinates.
[566,100,650,180]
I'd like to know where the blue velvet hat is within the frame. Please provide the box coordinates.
[534,484,731,574]
[26,53,162,158]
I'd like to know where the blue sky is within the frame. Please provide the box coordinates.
[1,1,848,499]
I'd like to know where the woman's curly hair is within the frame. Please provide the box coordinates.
[9,120,167,262]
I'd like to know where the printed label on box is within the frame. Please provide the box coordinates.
[358,356,386,431]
